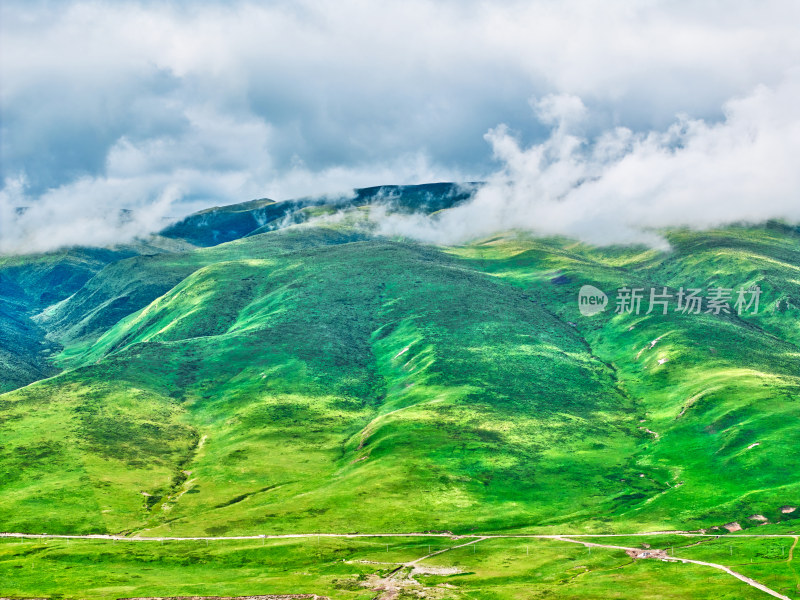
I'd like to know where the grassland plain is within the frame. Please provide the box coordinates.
[0,534,796,599]
[1,189,799,597]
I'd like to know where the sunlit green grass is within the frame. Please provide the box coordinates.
[2,535,793,599]
[1,210,800,597]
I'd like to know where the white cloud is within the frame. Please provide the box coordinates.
[0,102,460,254]
[1,0,799,253]
[0,174,180,255]
[375,71,800,247]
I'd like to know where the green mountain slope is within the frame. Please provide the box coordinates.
[452,227,800,530]
[0,293,58,392]
[0,246,149,392]
[0,188,798,541]
[0,238,198,391]
[0,236,646,535]
[40,228,368,358]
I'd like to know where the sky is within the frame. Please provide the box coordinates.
[1,0,799,253]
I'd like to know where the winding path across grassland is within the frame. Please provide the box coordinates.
[554,536,793,600]
[0,530,796,599]
[2,530,799,541]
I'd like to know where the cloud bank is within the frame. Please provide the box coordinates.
[1,0,799,252]
[375,71,800,247]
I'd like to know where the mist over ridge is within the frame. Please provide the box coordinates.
[2,0,800,253]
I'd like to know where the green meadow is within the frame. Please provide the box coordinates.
[0,534,796,599]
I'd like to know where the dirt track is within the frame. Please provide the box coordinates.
[554,536,793,600]
[1,530,796,599]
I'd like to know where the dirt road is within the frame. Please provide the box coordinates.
[1,530,796,599]
[554,536,793,600]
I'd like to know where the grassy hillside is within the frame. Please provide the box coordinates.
[450,227,800,532]
[0,238,196,392]
[1,234,649,536]
[0,292,58,393]
[2,189,799,598]
[0,207,798,541]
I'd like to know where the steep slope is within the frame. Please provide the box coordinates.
[37,183,474,355]
[0,187,798,540]
[40,228,368,358]
[159,197,281,246]
[452,227,800,530]
[0,246,152,392]
[0,233,644,535]
[0,292,58,392]
[0,239,195,391]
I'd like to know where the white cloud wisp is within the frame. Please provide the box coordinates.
[2,1,799,253]
[375,72,800,248]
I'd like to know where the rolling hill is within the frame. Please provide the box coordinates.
[1,183,798,544]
